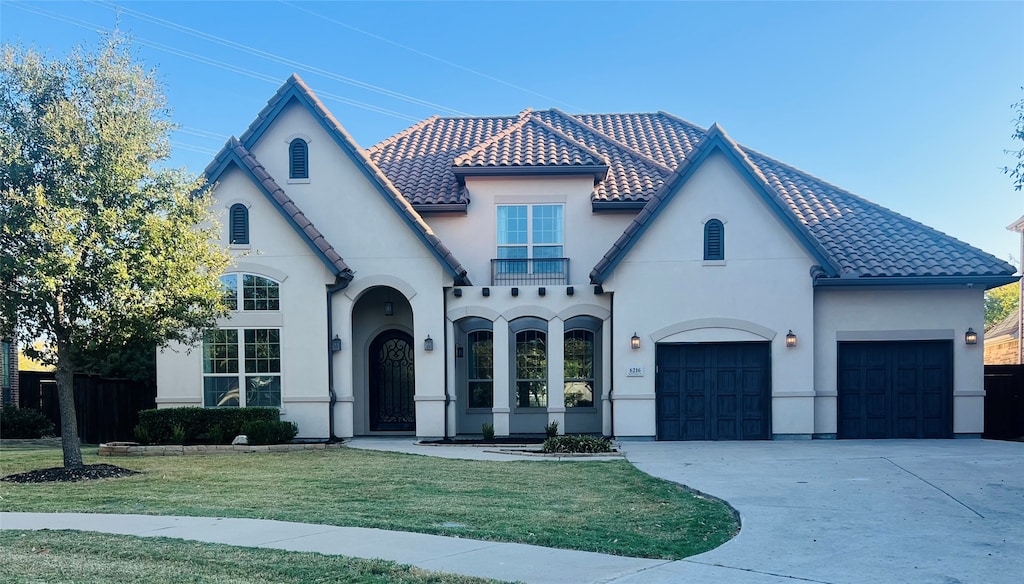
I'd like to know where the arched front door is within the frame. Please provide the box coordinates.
[369,330,416,431]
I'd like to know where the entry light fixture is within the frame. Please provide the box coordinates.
[785,330,797,348]
[384,301,394,316]
[330,335,343,352]
[965,328,977,345]
[424,335,434,352]
[455,344,464,359]
[631,333,641,350]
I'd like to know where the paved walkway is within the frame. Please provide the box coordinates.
[3,438,1022,583]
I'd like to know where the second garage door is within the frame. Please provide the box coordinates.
[837,341,953,439]
[656,342,771,440]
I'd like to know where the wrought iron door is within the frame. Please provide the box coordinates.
[369,330,416,431]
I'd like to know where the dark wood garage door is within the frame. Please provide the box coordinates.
[656,342,771,440]
[837,341,953,439]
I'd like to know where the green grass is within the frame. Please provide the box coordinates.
[0,444,738,559]
[0,530,509,584]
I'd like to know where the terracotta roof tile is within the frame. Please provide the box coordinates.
[453,113,608,170]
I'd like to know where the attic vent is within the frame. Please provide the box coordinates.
[230,203,249,245]
[704,219,724,261]
[290,138,308,179]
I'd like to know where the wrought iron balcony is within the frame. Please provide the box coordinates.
[490,258,569,286]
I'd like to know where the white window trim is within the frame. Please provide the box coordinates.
[496,203,565,262]
[202,327,283,408]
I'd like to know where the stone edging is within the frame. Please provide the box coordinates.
[484,448,623,458]
[98,442,344,457]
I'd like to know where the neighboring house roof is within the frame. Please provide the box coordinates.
[986,308,1020,340]
[369,110,1016,287]
[239,75,471,285]
[1008,215,1024,233]
[205,138,353,281]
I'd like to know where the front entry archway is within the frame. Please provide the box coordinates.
[369,330,416,431]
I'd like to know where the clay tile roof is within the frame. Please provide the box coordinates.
[205,138,353,279]
[367,107,1015,285]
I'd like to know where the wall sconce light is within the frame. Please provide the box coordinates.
[384,301,394,316]
[785,330,797,348]
[965,328,977,345]
[455,345,464,358]
[631,332,641,350]
[424,335,434,352]
[330,335,343,352]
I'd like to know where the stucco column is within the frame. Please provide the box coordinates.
[491,316,511,436]
[445,316,458,437]
[333,294,355,438]
[601,317,613,437]
[547,317,565,434]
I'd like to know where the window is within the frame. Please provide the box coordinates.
[467,330,493,408]
[218,274,280,311]
[512,319,548,408]
[289,138,308,179]
[203,328,281,407]
[229,203,249,244]
[564,329,595,408]
[497,204,563,273]
[704,219,724,261]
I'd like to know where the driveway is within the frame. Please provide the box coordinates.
[619,439,1024,584]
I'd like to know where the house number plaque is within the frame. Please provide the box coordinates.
[626,366,644,377]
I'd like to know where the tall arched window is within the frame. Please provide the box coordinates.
[289,138,308,179]
[704,219,724,261]
[229,203,249,245]
[510,317,548,408]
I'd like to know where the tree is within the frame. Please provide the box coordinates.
[1006,90,1024,191]
[0,35,230,468]
[985,281,1020,330]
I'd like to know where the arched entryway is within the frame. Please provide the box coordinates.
[368,329,416,431]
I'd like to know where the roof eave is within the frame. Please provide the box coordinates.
[453,165,609,180]
[812,274,1018,290]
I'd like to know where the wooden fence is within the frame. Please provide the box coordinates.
[983,365,1024,440]
[18,371,156,444]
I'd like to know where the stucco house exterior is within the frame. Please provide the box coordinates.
[156,75,1017,440]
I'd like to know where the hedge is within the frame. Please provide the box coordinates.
[0,407,56,439]
[541,434,614,454]
[134,407,281,445]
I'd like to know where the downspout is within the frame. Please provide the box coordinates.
[326,277,351,442]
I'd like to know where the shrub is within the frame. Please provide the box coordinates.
[133,423,152,445]
[481,422,495,441]
[241,420,298,445]
[544,420,559,438]
[135,407,280,444]
[0,407,55,439]
[541,434,613,454]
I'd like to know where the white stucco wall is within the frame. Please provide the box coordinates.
[813,287,986,435]
[604,150,817,438]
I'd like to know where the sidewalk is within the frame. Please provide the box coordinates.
[0,512,668,584]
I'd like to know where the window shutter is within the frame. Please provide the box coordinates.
[230,204,249,244]
[290,139,308,179]
[704,219,724,260]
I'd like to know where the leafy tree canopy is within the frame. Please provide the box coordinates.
[0,34,230,466]
[985,281,1020,330]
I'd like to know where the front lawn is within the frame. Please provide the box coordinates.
[0,530,508,584]
[0,444,738,559]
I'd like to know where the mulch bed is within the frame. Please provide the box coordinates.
[419,437,546,445]
[1,464,140,484]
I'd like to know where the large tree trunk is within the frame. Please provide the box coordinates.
[55,338,83,469]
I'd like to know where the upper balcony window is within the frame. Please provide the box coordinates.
[494,204,567,285]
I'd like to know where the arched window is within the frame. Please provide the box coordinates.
[289,138,308,179]
[229,203,249,245]
[510,317,548,408]
[564,316,601,409]
[704,219,724,261]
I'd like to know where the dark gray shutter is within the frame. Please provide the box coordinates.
[704,219,724,260]
[290,139,308,179]
[230,204,249,244]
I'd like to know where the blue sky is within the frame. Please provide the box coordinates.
[2,1,1023,266]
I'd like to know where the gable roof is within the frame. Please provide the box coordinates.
[369,110,1016,287]
[986,308,1020,340]
[205,138,353,281]
[240,75,471,285]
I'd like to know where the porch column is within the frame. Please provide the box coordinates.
[547,317,565,434]
[445,315,457,437]
[492,316,511,436]
[601,317,613,437]
[333,294,355,438]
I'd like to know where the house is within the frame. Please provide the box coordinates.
[984,309,1020,365]
[155,75,1017,440]
[1,335,17,408]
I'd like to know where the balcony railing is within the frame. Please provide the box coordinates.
[491,258,569,286]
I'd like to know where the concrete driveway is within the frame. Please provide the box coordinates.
[620,439,1023,584]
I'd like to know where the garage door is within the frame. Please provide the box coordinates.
[656,342,771,440]
[837,341,953,439]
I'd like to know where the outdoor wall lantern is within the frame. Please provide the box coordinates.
[424,335,434,352]
[630,333,641,350]
[455,344,464,358]
[965,328,978,345]
[330,335,343,352]
[384,301,394,316]
[785,330,797,348]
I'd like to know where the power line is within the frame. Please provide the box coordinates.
[280,0,583,111]
[90,0,472,116]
